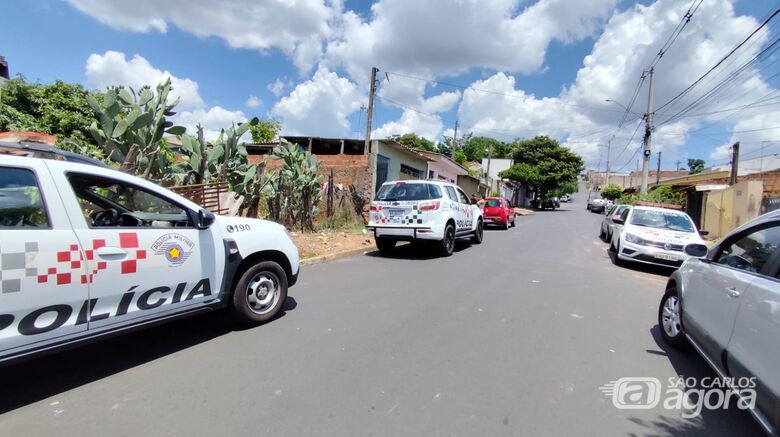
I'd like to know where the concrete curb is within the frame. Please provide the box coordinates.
[300,246,371,266]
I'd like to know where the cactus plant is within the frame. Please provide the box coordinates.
[264,139,323,231]
[87,78,185,179]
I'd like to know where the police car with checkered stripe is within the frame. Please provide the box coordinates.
[0,143,299,364]
[367,180,484,256]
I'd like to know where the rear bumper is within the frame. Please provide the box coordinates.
[483,216,508,225]
[367,225,444,241]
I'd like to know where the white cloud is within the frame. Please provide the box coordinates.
[245,95,263,108]
[67,0,339,73]
[85,51,205,111]
[177,106,248,141]
[271,68,364,137]
[373,110,444,141]
[268,78,293,97]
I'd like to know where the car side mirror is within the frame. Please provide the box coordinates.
[612,217,624,224]
[698,229,709,236]
[684,243,708,258]
[197,209,216,229]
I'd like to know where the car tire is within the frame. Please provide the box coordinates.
[231,261,288,325]
[439,223,456,256]
[502,219,509,230]
[599,227,606,240]
[658,287,689,350]
[471,220,484,244]
[376,238,396,254]
[610,239,623,266]
[510,218,516,228]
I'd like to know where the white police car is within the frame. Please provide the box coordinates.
[0,145,299,364]
[367,180,483,256]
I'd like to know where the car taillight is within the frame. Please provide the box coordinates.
[370,204,382,212]
[419,201,440,211]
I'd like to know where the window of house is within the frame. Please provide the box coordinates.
[400,164,423,178]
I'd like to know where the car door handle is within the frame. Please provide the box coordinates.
[726,287,741,298]
[95,247,128,260]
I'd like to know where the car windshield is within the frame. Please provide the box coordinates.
[374,182,440,201]
[485,199,501,207]
[629,209,695,232]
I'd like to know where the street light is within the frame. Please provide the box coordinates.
[484,146,493,196]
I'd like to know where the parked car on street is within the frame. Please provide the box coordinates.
[483,197,515,230]
[600,204,630,242]
[658,210,780,436]
[609,206,706,268]
[588,198,606,213]
[0,151,300,365]
[367,180,484,256]
[559,194,571,202]
[536,197,558,210]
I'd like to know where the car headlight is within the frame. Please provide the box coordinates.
[625,233,646,245]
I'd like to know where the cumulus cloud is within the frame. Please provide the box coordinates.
[268,78,294,97]
[177,106,248,141]
[85,51,205,111]
[373,110,444,141]
[271,68,364,137]
[245,95,263,108]
[67,0,339,73]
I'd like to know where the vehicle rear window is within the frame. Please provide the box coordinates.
[485,199,501,207]
[0,167,49,228]
[630,209,695,232]
[374,182,442,201]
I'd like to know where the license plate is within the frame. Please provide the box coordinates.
[654,253,679,261]
[484,218,494,222]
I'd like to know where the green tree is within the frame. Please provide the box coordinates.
[389,133,436,151]
[461,136,512,161]
[687,158,705,174]
[0,75,102,146]
[600,183,624,201]
[453,150,467,165]
[248,118,281,143]
[500,136,584,198]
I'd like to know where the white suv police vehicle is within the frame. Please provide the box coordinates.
[0,145,299,364]
[367,180,483,256]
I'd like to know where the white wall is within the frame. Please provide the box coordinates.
[481,158,513,180]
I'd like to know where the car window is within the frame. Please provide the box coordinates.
[375,182,436,201]
[456,189,470,204]
[716,225,780,274]
[0,167,50,228]
[445,186,458,202]
[620,208,630,221]
[67,173,191,228]
[427,184,443,199]
[629,209,695,232]
[485,199,501,207]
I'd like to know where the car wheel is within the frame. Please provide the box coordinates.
[659,287,689,350]
[471,220,484,244]
[376,237,396,254]
[599,227,606,240]
[502,218,509,230]
[510,218,516,228]
[439,223,456,256]
[610,239,623,266]
[231,261,288,325]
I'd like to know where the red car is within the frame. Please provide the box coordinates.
[482,197,515,229]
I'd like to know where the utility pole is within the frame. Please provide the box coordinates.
[730,141,740,185]
[364,67,378,155]
[605,139,612,186]
[676,160,682,171]
[640,67,655,195]
[452,119,459,158]
[484,144,493,196]
[656,151,662,185]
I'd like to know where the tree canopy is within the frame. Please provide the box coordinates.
[499,135,584,197]
[389,133,436,151]
[0,75,102,144]
[600,183,624,200]
[687,158,705,174]
[460,136,513,161]
[248,118,281,143]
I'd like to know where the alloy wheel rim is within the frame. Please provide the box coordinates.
[246,272,280,315]
[662,295,681,337]
[446,228,455,252]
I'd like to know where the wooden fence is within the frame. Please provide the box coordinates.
[169,181,231,215]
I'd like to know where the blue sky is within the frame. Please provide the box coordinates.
[2,0,779,171]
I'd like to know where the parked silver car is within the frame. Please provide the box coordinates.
[599,204,629,242]
[658,209,780,435]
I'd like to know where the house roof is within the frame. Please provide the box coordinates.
[415,149,468,173]
[379,140,432,162]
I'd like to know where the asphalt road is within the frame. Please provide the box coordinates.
[0,195,765,436]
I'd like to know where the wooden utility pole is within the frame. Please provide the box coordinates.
[730,141,740,185]
[656,151,662,185]
[364,67,378,155]
[605,139,612,186]
[676,160,682,171]
[640,67,655,195]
